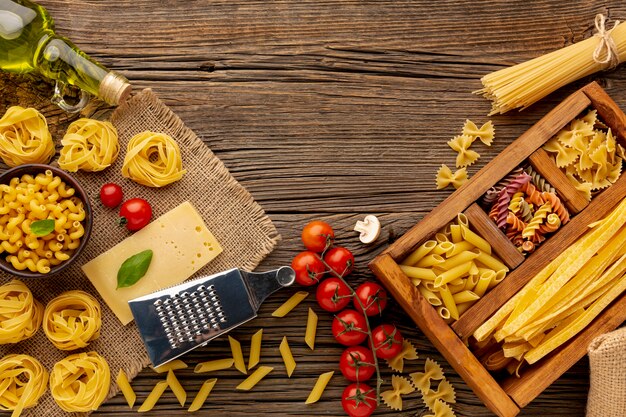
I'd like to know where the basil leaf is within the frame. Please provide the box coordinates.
[30,219,55,237]
[117,249,153,289]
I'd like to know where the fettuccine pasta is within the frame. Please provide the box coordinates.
[49,351,111,412]
[0,280,43,344]
[121,131,186,187]
[0,106,54,167]
[58,119,119,172]
[0,354,48,417]
[43,290,101,350]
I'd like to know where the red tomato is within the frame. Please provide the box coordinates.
[354,282,388,316]
[316,277,352,312]
[370,324,403,359]
[332,309,368,346]
[301,220,334,252]
[341,383,377,417]
[339,346,375,382]
[291,251,325,286]
[324,247,355,277]
[99,183,123,208]
[119,198,152,231]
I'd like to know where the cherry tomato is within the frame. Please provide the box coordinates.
[339,346,375,382]
[354,282,388,316]
[332,309,368,346]
[341,383,377,417]
[324,247,355,277]
[301,220,334,253]
[291,251,325,286]
[99,183,123,208]
[370,324,403,360]
[119,198,152,231]
[316,277,352,312]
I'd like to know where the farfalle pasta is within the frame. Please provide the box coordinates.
[424,399,456,417]
[49,351,111,412]
[436,165,467,190]
[0,280,43,344]
[409,358,444,393]
[447,135,480,168]
[43,290,102,350]
[381,375,414,411]
[58,119,119,172]
[121,131,186,187]
[386,339,418,372]
[0,354,49,417]
[423,379,456,410]
[0,106,55,167]
[462,119,494,146]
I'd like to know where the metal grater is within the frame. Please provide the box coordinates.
[128,266,295,367]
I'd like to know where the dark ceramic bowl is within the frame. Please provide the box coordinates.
[0,164,93,278]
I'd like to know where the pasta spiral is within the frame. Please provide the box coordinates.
[539,213,562,234]
[0,106,55,167]
[506,212,526,233]
[0,280,43,344]
[522,201,552,239]
[43,291,101,351]
[520,181,545,206]
[0,354,49,417]
[121,131,186,187]
[50,351,110,412]
[541,192,570,224]
[58,119,119,172]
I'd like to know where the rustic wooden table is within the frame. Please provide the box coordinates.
[5,1,626,416]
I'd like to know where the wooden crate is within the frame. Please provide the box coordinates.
[368,82,626,417]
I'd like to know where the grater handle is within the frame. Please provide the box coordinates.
[242,266,295,311]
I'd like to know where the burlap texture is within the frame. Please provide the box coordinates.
[0,89,280,417]
[586,326,626,417]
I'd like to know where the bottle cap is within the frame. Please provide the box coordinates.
[99,72,132,105]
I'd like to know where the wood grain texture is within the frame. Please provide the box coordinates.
[3,0,626,416]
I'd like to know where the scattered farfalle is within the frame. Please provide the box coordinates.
[462,119,494,146]
[447,135,480,168]
[436,165,468,190]
[381,375,415,411]
[386,340,418,372]
[423,379,456,410]
[409,358,444,393]
[424,399,456,417]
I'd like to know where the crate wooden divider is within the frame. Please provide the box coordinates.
[369,82,626,417]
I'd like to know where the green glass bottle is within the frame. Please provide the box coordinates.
[0,0,131,112]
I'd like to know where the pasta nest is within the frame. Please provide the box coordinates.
[58,119,119,172]
[0,106,55,167]
[0,354,49,414]
[121,131,186,187]
[0,280,43,344]
[50,351,110,412]
[43,290,102,351]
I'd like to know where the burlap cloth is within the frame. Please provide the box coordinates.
[0,89,280,416]
[586,326,626,417]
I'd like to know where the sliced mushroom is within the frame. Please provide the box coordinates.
[354,215,381,244]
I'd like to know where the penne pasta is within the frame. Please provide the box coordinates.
[431,241,454,255]
[402,240,437,266]
[437,249,480,271]
[194,358,234,374]
[188,378,217,412]
[399,265,437,281]
[166,370,186,406]
[152,359,188,374]
[438,285,459,320]
[116,369,136,408]
[305,308,318,350]
[305,371,334,404]
[418,285,442,306]
[452,290,480,304]
[437,306,451,320]
[473,271,494,297]
[446,240,474,257]
[228,336,247,374]
[461,225,492,255]
[475,250,508,272]
[434,262,473,287]
[248,329,263,370]
[279,336,296,377]
[450,224,462,243]
[272,291,309,318]
[236,366,273,391]
[137,381,168,413]
[415,254,445,268]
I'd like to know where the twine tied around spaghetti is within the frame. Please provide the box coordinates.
[593,14,621,69]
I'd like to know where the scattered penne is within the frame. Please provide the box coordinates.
[235,366,273,391]
[151,359,188,374]
[116,369,136,408]
[248,329,263,370]
[194,358,234,374]
[279,336,296,377]
[228,336,247,374]
[272,291,309,317]
[305,308,318,350]
[305,371,334,404]
[137,381,168,413]
[166,370,187,406]
[188,378,217,412]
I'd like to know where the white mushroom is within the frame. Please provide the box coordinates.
[354,215,381,244]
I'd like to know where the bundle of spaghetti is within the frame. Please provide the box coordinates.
[476,14,626,114]
[524,166,556,194]
[0,354,49,417]
[0,106,55,167]
[0,280,43,344]
[474,198,626,366]
[43,291,102,350]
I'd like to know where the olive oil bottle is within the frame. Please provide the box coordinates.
[0,0,130,111]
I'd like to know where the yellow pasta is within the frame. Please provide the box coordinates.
[452,290,480,304]
[305,371,334,404]
[166,370,187,406]
[381,375,415,411]
[305,308,318,350]
[460,226,491,255]
[386,339,419,372]
[0,106,54,166]
[193,358,233,374]
[137,381,168,413]
[423,380,456,410]
[434,262,472,288]
[0,354,48,417]
[0,279,43,344]
[152,359,188,373]
[447,134,480,168]
[410,358,444,394]
[188,378,217,412]
[402,240,436,266]
[438,285,459,320]
[121,131,186,187]
[235,366,273,391]
[399,265,437,282]
[228,335,247,374]
[49,351,110,412]
[116,369,136,409]
[271,291,309,317]
[436,164,468,190]
[279,336,296,377]
[58,118,119,172]
[43,290,101,350]
[462,119,495,146]
[424,399,456,417]
[248,329,263,370]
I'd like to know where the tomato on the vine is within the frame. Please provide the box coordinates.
[339,346,375,382]
[354,282,388,316]
[341,383,377,417]
[316,277,352,312]
[301,220,334,252]
[99,183,123,208]
[324,247,355,277]
[291,251,325,286]
[119,198,152,231]
[332,309,368,346]
[370,324,403,359]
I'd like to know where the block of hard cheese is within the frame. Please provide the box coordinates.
[82,201,222,325]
